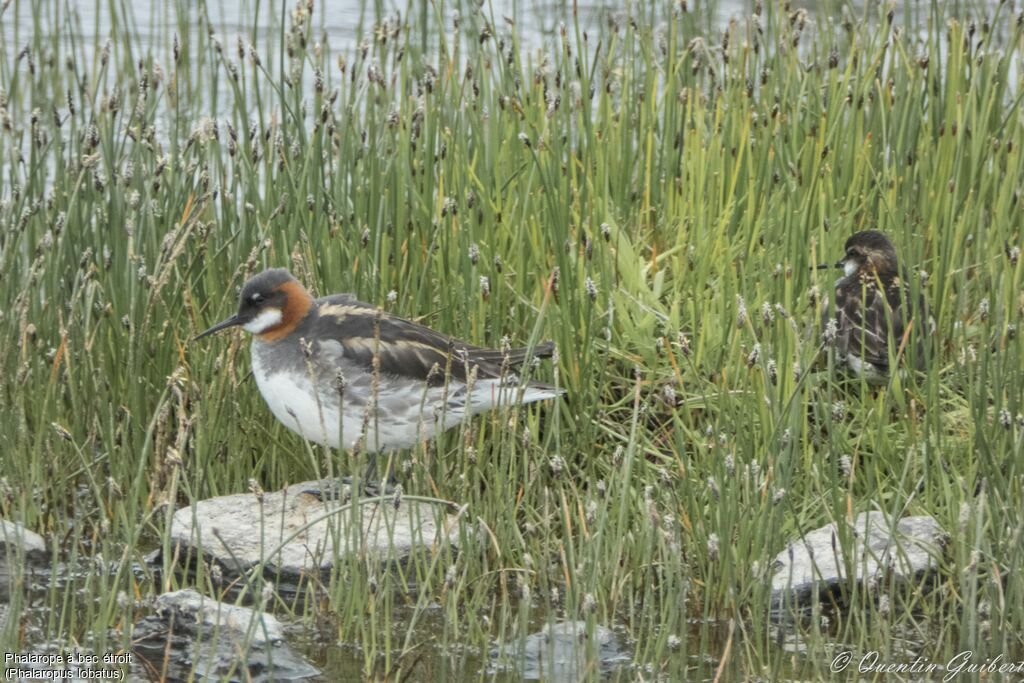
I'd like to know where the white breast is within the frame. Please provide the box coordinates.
[251,358,325,445]
[845,353,886,384]
[250,343,443,451]
[251,347,353,449]
[249,342,564,452]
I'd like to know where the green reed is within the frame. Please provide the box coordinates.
[0,0,1021,679]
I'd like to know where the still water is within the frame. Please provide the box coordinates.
[4,0,991,66]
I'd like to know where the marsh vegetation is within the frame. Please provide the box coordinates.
[0,0,1022,680]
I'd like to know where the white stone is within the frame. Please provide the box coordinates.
[155,588,284,645]
[770,511,946,612]
[167,481,460,576]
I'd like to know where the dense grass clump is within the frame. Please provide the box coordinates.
[0,0,1022,679]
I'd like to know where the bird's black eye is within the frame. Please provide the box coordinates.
[249,292,263,303]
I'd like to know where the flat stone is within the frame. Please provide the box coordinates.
[165,481,459,577]
[153,588,285,645]
[770,511,946,615]
[134,588,318,680]
[0,519,47,560]
[0,520,48,599]
[491,621,629,681]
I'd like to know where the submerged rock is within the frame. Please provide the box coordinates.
[133,588,318,681]
[491,620,629,681]
[0,519,47,560]
[770,511,947,617]
[152,588,286,644]
[0,520,48,599]
[162,480,460,578]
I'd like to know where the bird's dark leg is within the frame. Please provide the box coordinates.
[363,452,378,494]
[301,451,398,501]
[362,451,397,497]
[301,477,353,503]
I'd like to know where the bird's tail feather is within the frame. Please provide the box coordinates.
[465,378,564,413]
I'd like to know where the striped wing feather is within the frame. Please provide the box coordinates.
[834,277,915,371]
[310,294,555,384]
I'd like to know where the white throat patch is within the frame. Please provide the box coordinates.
[243,308,283,334]
[843,259,859,277]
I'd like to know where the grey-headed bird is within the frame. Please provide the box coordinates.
[196,269,563,489]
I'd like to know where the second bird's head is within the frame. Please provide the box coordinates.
[818,230,899,277]
[195,268,312,341]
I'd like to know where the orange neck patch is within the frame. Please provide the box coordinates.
[257,280,314,342]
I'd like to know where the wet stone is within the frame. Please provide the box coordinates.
[151,588,285,644]
[0,520,48,600]
[491,620,629,681]
[133,588,319,681]
[162,480,460,578]
[770,511,947,617]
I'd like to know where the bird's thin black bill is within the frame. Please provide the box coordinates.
[194,315,241,341]
[812,262,844,271]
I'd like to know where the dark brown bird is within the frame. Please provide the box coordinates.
[821,231,929,383]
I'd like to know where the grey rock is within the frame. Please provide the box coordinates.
[770,511,946,615]
[491,620,629,681]
[153,588,285,645]
[134,588,318,681]
[0,519,48,599]
[0,519,47,560]
[165,481,459,577]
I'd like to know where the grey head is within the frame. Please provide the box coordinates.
[195,268,308,339]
